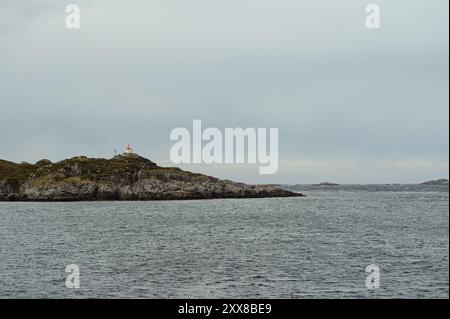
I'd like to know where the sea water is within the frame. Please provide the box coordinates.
[0,185,448,298]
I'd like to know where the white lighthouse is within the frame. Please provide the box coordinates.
[124,144,134,154]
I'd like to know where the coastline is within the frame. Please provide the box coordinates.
[0,154,303,202]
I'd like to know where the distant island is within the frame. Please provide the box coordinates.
[0,151,303,201]
[421,179,449,186]
[312,182,340,186]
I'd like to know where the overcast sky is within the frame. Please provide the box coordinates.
[0,0,448,183]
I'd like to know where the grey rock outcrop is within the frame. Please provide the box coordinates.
[0,154,303,201]
[421,179,449,186]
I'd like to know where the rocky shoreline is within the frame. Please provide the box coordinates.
[421,179,449,186]
[0,154,303,201]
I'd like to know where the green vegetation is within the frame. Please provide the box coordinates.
[0,160,36,183]
[1,154,302,201]
[0,154,209,186]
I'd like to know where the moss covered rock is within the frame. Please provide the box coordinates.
[0,155,303,201]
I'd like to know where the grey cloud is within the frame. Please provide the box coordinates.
[0,0,448,183]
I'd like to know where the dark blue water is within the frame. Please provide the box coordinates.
[0,185,448,298]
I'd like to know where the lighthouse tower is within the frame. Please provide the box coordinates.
[124,144,134,154]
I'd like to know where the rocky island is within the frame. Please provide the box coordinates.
[421,179,449,186]
[0,153,303,201]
